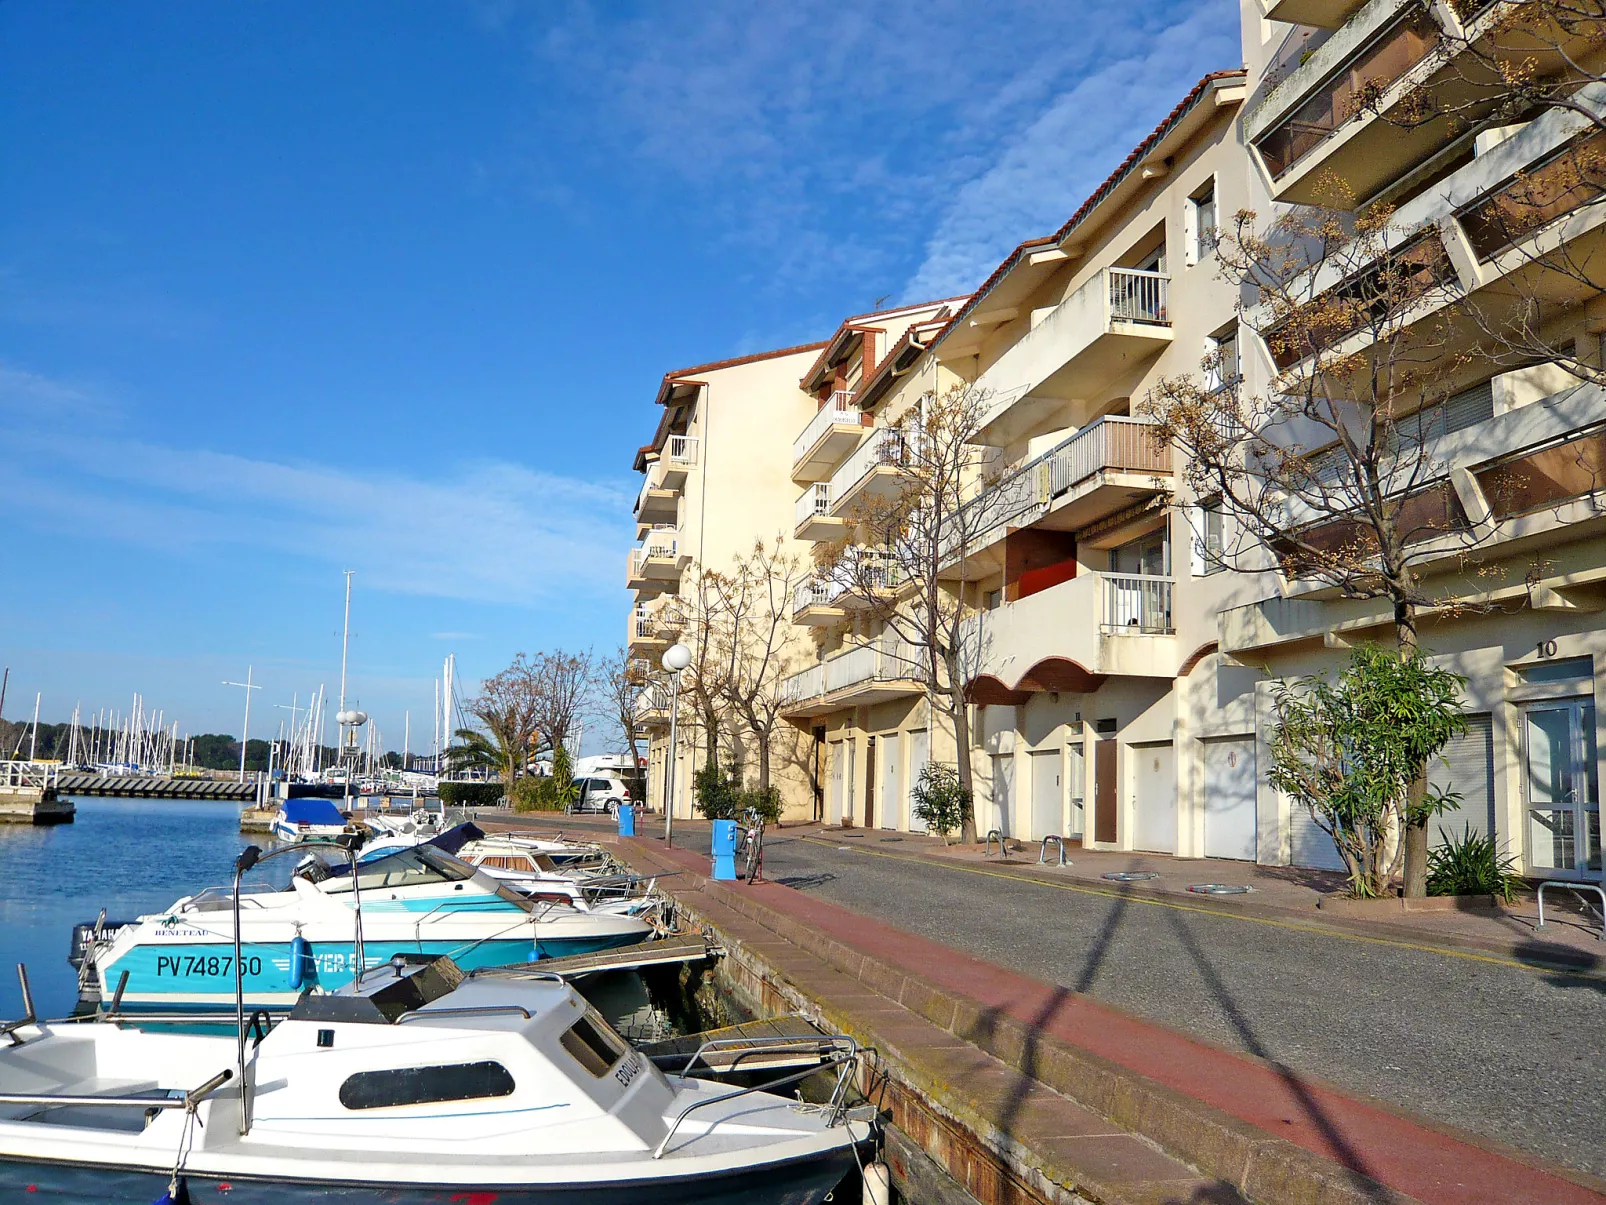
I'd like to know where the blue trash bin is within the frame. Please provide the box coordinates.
[710,819,738,881]
[616,803,635,837]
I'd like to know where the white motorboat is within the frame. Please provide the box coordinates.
[0,954,867,1203]
[81,837,655,1013]
[268,798,352,843]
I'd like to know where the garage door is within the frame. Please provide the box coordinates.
[1030,749,1062,840]
[1132,742,1176,853]
[1203,737,1257,861]
[827,742,844,824]
[1427,713,1495,846]
[1290,804,1346,870]
[908,729,930,832]
[880,733,900,830]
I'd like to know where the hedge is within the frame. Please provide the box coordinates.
[437,781,506,809]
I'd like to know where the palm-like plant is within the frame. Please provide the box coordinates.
[444,726,522,787]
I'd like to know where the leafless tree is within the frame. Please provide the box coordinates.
[455,654,542,789]
[820,383,996,843]
[599,646,651,775]
[528,649,595,756]
[706,537,810,792]
[1140,194,1602,892]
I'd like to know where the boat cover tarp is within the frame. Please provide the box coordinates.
[425,822,485,857]
[280,798,346,827]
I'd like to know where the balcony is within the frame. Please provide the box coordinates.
[628,605,680,654]
[1259,0,1366,27]
[792,392,865,483]
[942,416,1174,576]
[794,482,848,542]
[971,267,1172,447]
[634,477,679,526]
[827,428,912,518]
[968,571,1181,693]
[635,682,673,729]
[651,435,700,491]
[792,548,903,625]
[779,638,924,719]
[625,528,686,594]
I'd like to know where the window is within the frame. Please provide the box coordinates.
[339,1061,514,1110]
[561,1010,629,1077]
[1188,180,1217,265]
[1518,657,1593,685]
[1194,501,1226,575]
[1205,327,1239,392]
[985,588,1003,611]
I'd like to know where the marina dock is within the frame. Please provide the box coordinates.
[0,763,74,825]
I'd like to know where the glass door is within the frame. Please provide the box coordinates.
[1523,700,1601,878]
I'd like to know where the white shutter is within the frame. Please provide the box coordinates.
[1290,803,1346,870]
[1427,713,1495,846]
[1187,506,1206,577]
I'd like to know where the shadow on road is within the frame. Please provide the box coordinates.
[1163,907,1393,1204]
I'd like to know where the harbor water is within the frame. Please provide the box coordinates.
[0,795,255,1018]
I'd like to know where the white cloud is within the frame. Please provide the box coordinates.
[904,0,1241,300]
[0,379,635,607]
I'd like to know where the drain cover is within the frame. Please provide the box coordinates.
[879,837,904,843]
[1188,883,1251,895]
[1101,871,1159,882]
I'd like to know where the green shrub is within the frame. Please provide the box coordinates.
[735,784,783,825]
[1427,825,1526,903]
[694,764,741,821]
[911,763,970,841]
[437,781,505,809]
[509,775,551,813]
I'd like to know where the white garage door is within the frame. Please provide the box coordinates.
[1428,713,1495,846]
[827,742,844,824]
[907,729,930,832]
[1030,749,1062,841]
[1203,737,1257,861]
[1290,804,1346,870]
[880,733,900,830]
[1132,742,1176,854]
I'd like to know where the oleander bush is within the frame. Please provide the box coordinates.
[911,763,970,843]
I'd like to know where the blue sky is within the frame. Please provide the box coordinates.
[0,0,1239,748]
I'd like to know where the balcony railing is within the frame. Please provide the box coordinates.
[792,548,902,615]
[830,428,910,507]
[629,529,680,579]
[793,577,844,614]
[792,392,859,462]
[1101,574,1174,634]
[781,638,921,706]
[665,435,699,464]
[945,417,1171,561]
[795,483,832,530]
[1254,10,1439,179]
[1107,268,1169,325]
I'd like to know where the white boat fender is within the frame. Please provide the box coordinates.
[862,1160,891,1205]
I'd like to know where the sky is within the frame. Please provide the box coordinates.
[0,0,1241,750]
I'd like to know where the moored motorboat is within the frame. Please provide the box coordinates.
[80,839,655,1012]
[0,953,867,1203]
[268,798,353,843]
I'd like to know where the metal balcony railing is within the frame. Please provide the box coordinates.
[666,435,699,464]
[793,577,844,613]
[781,638,920,705]
[629,529,680,578]
[792,392,859,462]
[794,483,832,530]
[1100,574,1174,634]
[830,427,910,504]
[1107,268,1170,325]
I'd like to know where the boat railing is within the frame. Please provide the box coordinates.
[394,1004,533,1025]
[0,1066,234,1114]
[654,1036,861,1159]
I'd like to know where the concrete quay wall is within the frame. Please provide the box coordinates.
[0,785,74,824]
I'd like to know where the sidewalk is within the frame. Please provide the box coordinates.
[614,831,1606,1205]
[478,810,1605,973]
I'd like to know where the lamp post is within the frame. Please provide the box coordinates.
[660,643,692,846]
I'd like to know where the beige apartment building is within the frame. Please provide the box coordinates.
[637,0,1606,884]
[1217,0,1606,877]
[780,71,1256,854]
[628,302,966,823]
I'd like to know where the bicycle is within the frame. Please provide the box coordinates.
[738,806,765,883]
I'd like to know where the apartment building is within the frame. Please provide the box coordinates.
[627,344,823,821]
[1220,0,1606,877]
[780,72,1253,850]
[628,302,966,823]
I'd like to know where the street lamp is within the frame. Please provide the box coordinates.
[661,643,692,845]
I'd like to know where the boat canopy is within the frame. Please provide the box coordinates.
[281,798,346,827]
[426,822,485,856]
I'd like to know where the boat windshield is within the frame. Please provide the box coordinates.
[323,845,476,893]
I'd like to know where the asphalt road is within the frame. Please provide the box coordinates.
[745,832,1606,1178]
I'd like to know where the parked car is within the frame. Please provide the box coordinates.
[568,774,631,815]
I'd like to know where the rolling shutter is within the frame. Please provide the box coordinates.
[1427,713,1495,846]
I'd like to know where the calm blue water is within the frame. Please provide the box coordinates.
[0,797,256,1018]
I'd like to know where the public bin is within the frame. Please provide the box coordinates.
[616,803,636,837]
[710,819,739,881]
